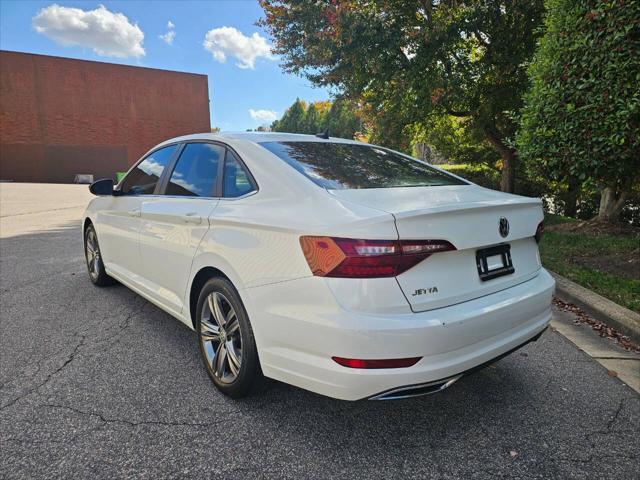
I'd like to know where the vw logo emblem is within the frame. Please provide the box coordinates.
[499,217,510,238]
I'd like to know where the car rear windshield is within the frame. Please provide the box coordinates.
[259,141,467,190]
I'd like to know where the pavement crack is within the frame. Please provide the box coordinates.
[0,300,144,395]
[88,299,148,349]
[605,397,626,431]
[583,397,637,448]
[0,333,87,411]
[0,296,153,411]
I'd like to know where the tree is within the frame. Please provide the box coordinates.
[411,115,498,167]
[259,0,545,192]
[304,103,320,134]
[326,99,361,139]
[518,0,640,223]
[271,98,363,138]
[314,100,332,119]
[272,97,307,133]
[358,89,413,152]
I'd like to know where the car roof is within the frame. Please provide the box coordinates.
[155,131,363,148]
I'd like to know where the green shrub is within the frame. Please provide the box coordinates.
[438,165,640,222]
[440,163,548,200]
[517,0,640,221]
[439,164,500,190]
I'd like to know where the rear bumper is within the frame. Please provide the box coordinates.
[244,268,555,401]
[368,326,547,400]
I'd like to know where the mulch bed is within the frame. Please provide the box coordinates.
[546,219,640,281]
[546,219,640,237]
[571,250,640,280]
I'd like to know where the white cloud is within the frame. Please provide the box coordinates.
[160,20,175,45]
[32,4,145,58]
[203,27,274,69]
[160,30,175,45]
[249,109,277,122]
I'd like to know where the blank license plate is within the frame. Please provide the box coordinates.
[476,244,514,281]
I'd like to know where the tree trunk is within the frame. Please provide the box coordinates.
[563,177,580,218]
[596,185,628,223]
[499,149,517,193]
[484,126,517,193]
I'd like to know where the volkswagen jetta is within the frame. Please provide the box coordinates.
[83,132,554,400]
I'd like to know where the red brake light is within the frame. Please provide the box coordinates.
[535,222,544,243]
[332,356,422,369]
[300,236,455,278]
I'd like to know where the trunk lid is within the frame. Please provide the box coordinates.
[329,185,543,312]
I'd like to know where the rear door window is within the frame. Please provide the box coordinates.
[222,150,255,198]
[259,141,467,190]
[165,143,224,197]
[120,145,178,195]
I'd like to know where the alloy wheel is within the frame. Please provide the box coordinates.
[200,292,243,383]
[85,229,102,281]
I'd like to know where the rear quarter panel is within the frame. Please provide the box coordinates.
[192,192,399,290]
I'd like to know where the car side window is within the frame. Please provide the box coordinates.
[165,143,223,197]
[223,150,255,198]
[120,145,177,195]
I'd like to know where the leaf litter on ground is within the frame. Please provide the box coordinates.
[553,297,640,354]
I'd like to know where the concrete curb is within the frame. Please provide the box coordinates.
[550,271,640,344]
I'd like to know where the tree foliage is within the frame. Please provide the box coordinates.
[518,0,640,222]
[411,115,498,167]
[271,98,363,139]
[303,103,320,134]
[259,0,545,192]
[272,98,307,133]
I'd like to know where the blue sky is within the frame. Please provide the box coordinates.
[0,1,331,131]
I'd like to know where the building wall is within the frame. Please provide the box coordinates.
[0,51,210,183]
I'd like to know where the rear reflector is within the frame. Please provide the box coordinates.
[535,221,544,243]
[299,236,455,278]
[332,356,422,369]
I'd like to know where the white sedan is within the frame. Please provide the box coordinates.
[83,132,554,400]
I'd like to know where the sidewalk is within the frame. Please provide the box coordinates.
[551,304,640,393]
[551,271,640,344]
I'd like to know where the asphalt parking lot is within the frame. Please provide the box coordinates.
[1,183,638,479]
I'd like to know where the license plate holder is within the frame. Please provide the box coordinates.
[476,244,514,281]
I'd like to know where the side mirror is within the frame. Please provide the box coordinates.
[89,178,114,196]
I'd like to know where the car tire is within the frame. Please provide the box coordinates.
[84,224,115,287]
[196,277,263,398]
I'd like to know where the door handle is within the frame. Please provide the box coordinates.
[182,212,202,224]
[128,208,140,217]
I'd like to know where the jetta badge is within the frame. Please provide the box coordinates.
[412,287,438,296]
[499,217,510,238]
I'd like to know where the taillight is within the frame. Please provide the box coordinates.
[299,236,455,278]
[535,222,544,243]
[332,356,422,369]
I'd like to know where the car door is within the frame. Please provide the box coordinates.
[138,142,223,314]
[97,144,179,281]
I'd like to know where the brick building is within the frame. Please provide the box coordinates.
[0,51,210,183]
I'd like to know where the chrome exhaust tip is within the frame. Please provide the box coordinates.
[369,374,462,401]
